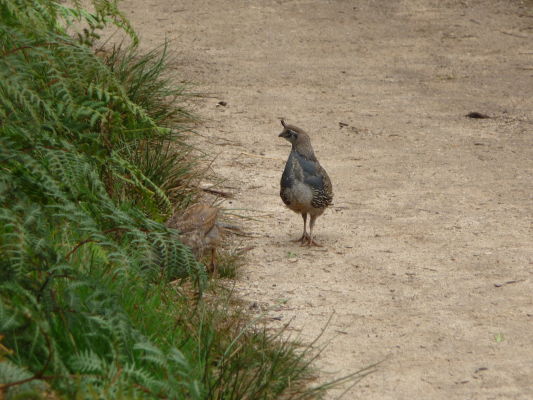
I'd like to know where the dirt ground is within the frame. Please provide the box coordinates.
[120,0,532,398]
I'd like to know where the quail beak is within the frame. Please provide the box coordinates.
[278,131,287,138]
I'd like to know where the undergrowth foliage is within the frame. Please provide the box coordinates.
[0,0,347,398]
[107,42,203,210]
[0,0,206,397]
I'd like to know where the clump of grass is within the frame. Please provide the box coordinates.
[98,42,204,214]
[102,41,197,128]
[211,246,246,279]
[121,136,202,213]
[101,42,209,213]
[187,288,322,400]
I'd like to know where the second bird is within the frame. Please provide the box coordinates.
[279,120,333,246]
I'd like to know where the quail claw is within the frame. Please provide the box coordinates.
[291,233,310,243]
[301,237,323,247]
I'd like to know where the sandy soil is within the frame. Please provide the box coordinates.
[120,0,532,398]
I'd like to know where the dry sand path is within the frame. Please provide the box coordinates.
[123,0,533,398]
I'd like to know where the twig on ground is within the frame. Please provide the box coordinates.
[499,30,529,39]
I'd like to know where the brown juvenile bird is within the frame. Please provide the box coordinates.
[166,203,221,274]
[279,120,333,246]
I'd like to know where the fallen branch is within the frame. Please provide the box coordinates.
[201,187,235,198]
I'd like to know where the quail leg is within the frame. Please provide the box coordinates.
[304,214,322,247]
[291,213,311,243]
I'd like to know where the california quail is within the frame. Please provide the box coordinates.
[279,120,333,246]
[166,203,222,274]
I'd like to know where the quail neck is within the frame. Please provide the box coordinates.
[278,123,317,161]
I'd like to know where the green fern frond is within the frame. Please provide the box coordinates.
[70,349,105,373]
[133,342,166,367]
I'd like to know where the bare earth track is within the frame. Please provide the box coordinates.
[121,0,532,398]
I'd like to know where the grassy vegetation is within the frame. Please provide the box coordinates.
[0,1,364,398]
